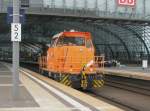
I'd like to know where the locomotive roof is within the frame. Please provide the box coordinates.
[52,32,63,39]
[52,31,91,39]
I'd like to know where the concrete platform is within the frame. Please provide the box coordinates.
[103,67,150,81]
[0,62,38,108]
[0,62,125,111]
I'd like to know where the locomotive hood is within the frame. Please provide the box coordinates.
[60,46,95,73]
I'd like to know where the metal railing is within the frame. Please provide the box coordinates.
[39,55,104,74]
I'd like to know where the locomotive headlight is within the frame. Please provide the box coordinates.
[70,68,73,72]
[90,68,93,72]
[86,60,94,68]
[70,65,73,72]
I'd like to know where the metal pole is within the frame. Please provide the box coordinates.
[94,0,98,11]
[73,0,76,9]
[143,0,146,17]
[62,0,66,8]
[62,0,66,12]
[12,0,20,99]
[0,0,1,11]
[51,0,55,8]
[84,0,87,10]
[73,0,76,13]
[114,0,118,13]
[94,0,98,15]
[105,0,108,13]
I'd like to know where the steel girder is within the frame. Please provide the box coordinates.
[94,25,131,61]
[122,25,150,56]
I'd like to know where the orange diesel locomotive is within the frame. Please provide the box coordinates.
[39,30,104,89]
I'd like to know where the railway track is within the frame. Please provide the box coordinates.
[89,78,150,111]
[105,79,150,96]
[89,91,140,111]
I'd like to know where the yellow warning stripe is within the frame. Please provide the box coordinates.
[93,84,98,88]
[97,80,103,86]
[93,80,104,87]
[93,80,101,87]
[101,80,104,84]
[63,79,69,85]
[95,80,101,86]
[66,80,71,86]
[60,75,72,86]
[60,75,69,83]
[63,79,71,86]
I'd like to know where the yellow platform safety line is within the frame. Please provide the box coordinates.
[93,80,104,88]
[60,75,72,86]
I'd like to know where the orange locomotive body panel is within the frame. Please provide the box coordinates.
[39,31,104,89]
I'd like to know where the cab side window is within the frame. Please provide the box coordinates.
[86,40,92,48]
[50,39,54,47]
[51,38,58,47]
[56,37,63,46]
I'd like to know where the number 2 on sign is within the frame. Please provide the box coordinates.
[14,32,18,39]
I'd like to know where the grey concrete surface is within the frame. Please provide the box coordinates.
[104,66,150,81]
[107,66,150,74]
[0,62,39,108]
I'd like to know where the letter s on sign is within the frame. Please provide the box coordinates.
[14,24,18,31]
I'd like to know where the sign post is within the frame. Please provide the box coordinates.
[142,60,148,69]
[12,0,20,99]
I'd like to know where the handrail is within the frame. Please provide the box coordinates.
[39,55,104,74]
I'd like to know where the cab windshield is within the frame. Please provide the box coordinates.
[57,37,85,46]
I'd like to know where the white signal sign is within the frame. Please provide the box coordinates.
[11,23,21,42]
[142,60,148,69]
[118,0,136,6]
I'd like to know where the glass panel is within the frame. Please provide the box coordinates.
[57,37,85,46]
